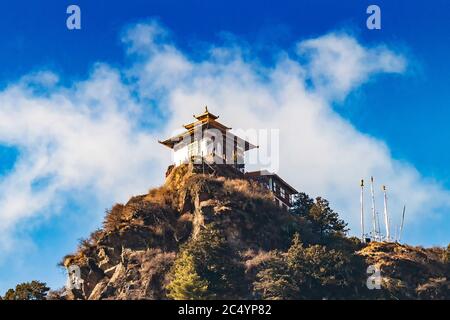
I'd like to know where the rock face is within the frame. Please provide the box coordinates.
[62,163,296,299]
[61,163,449,300]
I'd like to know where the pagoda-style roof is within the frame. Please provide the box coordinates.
[183,106,231,131]
[194,106,219,121]
[158,107,257,151]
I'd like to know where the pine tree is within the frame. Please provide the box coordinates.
[2,281,50,300]
[308,197,348,239]
[253,233,361,299]
[167,225,246,299]
[166,251,210,300]
[182,226,247,298]
[254,234,307,300]
[291,194,347,241]
[253,252,298,300]
[286,233,306,273]
[290,193,314,216]
[3,289,16,300]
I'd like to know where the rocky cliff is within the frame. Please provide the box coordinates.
[60,163,449,300]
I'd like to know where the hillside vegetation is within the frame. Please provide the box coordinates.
[14,163,447,300]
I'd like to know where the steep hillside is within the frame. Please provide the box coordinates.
[358,242,449,299]
[59,164,449,300]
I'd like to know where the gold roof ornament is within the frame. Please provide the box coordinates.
[192,105,219,121]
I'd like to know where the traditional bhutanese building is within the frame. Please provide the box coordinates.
[244,170,298,210]
[159,107,257,172]
[159,107,298,209]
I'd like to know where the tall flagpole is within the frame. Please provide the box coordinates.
[360,179,365,241]
[370,177,377,241]
[383,185,390,241]
[399,205,406,242]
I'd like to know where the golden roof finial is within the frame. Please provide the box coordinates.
[192,106,219,121]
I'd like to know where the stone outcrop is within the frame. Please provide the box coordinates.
[59,163,449,300]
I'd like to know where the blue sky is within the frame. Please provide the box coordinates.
[0,0,449,293]
[1,0,449,183]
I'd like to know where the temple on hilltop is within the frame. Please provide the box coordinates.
[159,107,257,172]
[159,107,298,209]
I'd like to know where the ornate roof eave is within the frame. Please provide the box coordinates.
[183,119,231,131]
[159,128,258,151]
[158,107,258,151]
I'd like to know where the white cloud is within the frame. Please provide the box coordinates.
[0,65,167,253]
[297,33,406,100]
[0,20,448,259]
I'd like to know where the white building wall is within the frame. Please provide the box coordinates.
[173,138,212,165]
[200,138,210,157]
[172,136,244,167]
[173,144,189,165]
